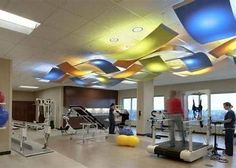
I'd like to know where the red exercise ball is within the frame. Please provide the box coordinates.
[0,91,4,103]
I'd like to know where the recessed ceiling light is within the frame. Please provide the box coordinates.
[132,27,143,32]
[109,37,119,42]
[0,9,40,34]
[19,85,39,89]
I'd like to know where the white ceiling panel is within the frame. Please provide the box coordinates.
[43,8,88,32]
[72,22,110,41]
[31,25,69,42]
[0,28,26,44]
[111,0,182,17]
[64,0,115,20]
[5,0,57,22]
[0,40,15,55]
[93,4,140,29]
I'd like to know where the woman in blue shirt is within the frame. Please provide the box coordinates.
[223,102,235,156]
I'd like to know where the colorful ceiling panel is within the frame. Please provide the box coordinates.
[113,64,143,79]
[209,38,236,58]
[227,50,236,57]
[165,59,186,70]
[43,68,65,81]
[70,77,87,86]
[129,72,159,81]
[140,56,169,73]
[181,52,212,71]
[53,74,70,83]
[89,59,120,74]
[113,59,137,68]
[109,24,178,60]
[57,62,91,76]
[104,79,123,87]
[173,67,213,76]
[174,0,236,44]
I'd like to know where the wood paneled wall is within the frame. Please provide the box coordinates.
[64,86,118,108]
[12,101,35,122]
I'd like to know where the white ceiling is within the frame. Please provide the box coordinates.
[0,0,235,91]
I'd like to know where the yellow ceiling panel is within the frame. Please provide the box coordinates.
[58,62,91,76]
[109,24,178,60]
[113,64,143,79]
[209,38,236,58]
[140,56,169,73]
[173,67,212,76]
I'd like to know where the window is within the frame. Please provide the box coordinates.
[211,93,236,121]
[153,96,165,111]
[187,94,208,120]
[123,98,137,120]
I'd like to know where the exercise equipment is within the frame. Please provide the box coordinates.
[147,90,212,162]
[59,116,77,137]
[11,122,53,157]
[147,119,212,162]
[35,98,54,149]
[67,106,108,143]
[146,110,168,139]
[116,135,139,147]
[211,121,225,156]
[0,106,8,127]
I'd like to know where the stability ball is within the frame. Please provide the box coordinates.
[116,135,128,146]
[0,106,9,127]
[0,91,4,103]
[127,136,140,147]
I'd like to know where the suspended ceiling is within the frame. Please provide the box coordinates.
[0,0,236,91]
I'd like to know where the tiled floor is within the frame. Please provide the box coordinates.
[1,129,236,168]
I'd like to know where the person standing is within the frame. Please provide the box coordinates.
[109,103,116,134]
[165,90,185,146]
[223,102,235,156]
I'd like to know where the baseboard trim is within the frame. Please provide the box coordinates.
[0,150,11,155]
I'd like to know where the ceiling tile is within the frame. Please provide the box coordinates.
[111,0,182,17]
[94,4,139,29]
[5,0,57,22]
[0,40,15,55]
[0,28,26,44]
[64,0,115,20]
[72,22,110,41]
[19,36,54,49]
[0,0,9,9]
[43,8,88,32]
[31,24,69,42]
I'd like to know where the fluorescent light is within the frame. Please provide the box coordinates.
[121,80,137,84]
[19,85,39,89]
[38,79,50,83]
[0,9,40,34]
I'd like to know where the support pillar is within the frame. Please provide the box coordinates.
[136,79,154,135]
[0,58,12,155]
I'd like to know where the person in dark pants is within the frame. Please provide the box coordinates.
[109,103,116,134]
[165,90,185,147]
[223,102,235,156]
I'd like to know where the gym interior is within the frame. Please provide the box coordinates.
[0,0,236,168]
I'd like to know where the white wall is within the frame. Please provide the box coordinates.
[35,87,64,128]
[0,58,12,154]
[13,91,36,101]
